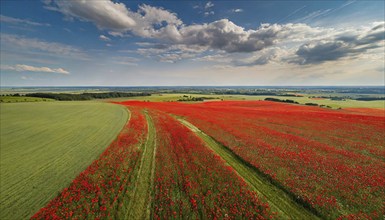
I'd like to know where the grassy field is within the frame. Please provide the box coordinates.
[0,102,128,219]
[0,96,55,103]
[106,93,385,109]
[250,95,385,109]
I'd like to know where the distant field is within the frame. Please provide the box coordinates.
[0,88,108,95]
[0,102,128,219]
[106,93,385,109]
[0,96,54,103]
[1,92,383,109]
[244,95,385,109]
[2,87,383,108]
[103,93,210,102]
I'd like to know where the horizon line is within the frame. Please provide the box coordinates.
[1,85,385,88]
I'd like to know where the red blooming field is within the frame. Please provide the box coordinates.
[32,107,147,220]
[31,105,273,219]
[149,109,272,219]
[31,100,384,219]
[121,100,385,219]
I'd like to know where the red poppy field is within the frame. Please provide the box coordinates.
[31,100,384,219]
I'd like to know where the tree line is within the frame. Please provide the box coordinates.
[23,92,151,101]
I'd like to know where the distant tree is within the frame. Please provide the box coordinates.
[264,98,299,104]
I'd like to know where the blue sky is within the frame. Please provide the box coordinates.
[0,0,384,86]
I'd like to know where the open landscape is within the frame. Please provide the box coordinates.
[1,0,384,219]
[1,87,384,219]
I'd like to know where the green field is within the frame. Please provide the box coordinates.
[105,93,385,109]
[250,95,385,109]
[0,102,128,219]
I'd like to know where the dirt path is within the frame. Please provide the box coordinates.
[125,111,157,220]
[177,118,321,220]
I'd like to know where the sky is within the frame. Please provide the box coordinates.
[0,0,384,86]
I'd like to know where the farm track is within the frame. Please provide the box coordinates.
[125,111,157,220]
[177,118,320,220]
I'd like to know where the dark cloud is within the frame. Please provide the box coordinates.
[178,20,310,53]
[294,23,384,64]
[295,41,353,64]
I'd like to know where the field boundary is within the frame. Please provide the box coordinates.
[125,111,157,220]
[177,117,322,220]
[146,111,157,219]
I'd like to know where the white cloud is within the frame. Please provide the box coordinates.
[45,0,384,66]
[192,2,214,17]
[99,34,111,41]
[231,9,243,13]
[46,1,182,39]
[205,1,214,9]
[193,53,231,63]
[44,1,327,54]
[204,11,214,16]
[1,64,69,74]
[293,1,356,24]
[128,4,182,39]
[133,20,384,65]
[203,1,215,16]
[1,34,88,60]
[0,15,50,26]
[137,43,205,63]
[295,9,333,23]
[111,56,139,66]
[234,47,292,66]
[46,0,135,31]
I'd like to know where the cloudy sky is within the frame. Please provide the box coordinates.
[0,0,384,86]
